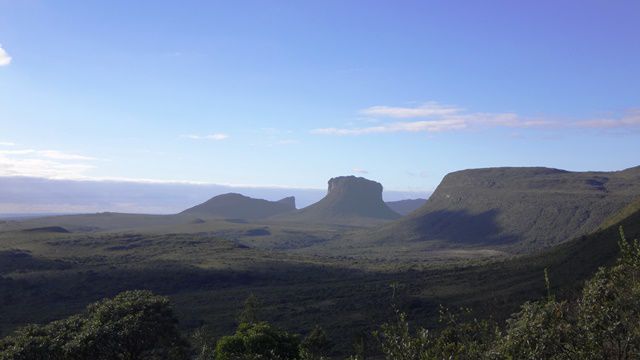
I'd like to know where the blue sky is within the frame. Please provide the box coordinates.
[0,0,639,193]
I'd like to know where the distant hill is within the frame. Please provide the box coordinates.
[359,166,640,252]
[385,199,427,216]
[180,193,296,220]
[277,176,401,226]
[22,226,70,233]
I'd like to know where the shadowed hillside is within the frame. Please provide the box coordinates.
[357,166,640,252]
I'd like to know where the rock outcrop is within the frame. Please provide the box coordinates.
[278,176,400,225]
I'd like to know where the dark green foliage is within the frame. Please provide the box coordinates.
[0,290,189,360]
[0,317,83,360]
[372,227,640,360]
[575,228,640,359]
[191,326,217,360]
[300,325,332,360]
[214,322,300,360]
[497,300,575,359]
[237,294,261,326]
[375,306,498,360]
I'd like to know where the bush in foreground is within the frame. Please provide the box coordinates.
[0,290,189,360]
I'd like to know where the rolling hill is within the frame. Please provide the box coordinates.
[180,193,296,219]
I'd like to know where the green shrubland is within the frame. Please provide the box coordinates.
[1,228,639,359]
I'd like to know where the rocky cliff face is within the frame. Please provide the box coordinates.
[279,176,400,225]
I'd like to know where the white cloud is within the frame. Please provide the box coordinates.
[182,133,229,141]
[275,139,300,145]
[575,110,640,129]
[0,45,12,66]
[0,149,95,160]
[352,168,369,174]
[0,141,15,146]
[312,119,468,135]
[313,102,554,136]
[361,102,461,118]
[0,149,96,179]
[38,150,96,160]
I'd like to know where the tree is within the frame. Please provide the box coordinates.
[0,290,189,360]
[238,294,261,325]
[0,316,83,360]
[496,299,575,360]
[374,306,497,360]
[215,322,300,360]
[497,226,640,360]
[576,228,640,359]
[69,290,189,359]
[192,326,216,360]
[300,325,332,360]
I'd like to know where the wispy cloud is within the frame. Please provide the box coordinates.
[313,101,640,136]
[361,102,461,118]
[38,150,96,160]
[352,168,369,174]
[313,119,468,135]
[0,149,95,161]
[275,139,300,145]
[575,110,640,129]
[181,133,230,141]
[0,141,15,147]
[0,45,12,66]
[313,102,552,135]
[406,170,429,178]
[0,149,96,179]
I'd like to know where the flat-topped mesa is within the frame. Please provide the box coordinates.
[181,193,296,220]
[325,176,386,211]
[282,176,401,225]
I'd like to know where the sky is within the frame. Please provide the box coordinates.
[1,0,639,194]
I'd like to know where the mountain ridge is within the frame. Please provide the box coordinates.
[351,165,640,252]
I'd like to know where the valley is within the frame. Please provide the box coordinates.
[1,168,639,356]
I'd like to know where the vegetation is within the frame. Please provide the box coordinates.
[375,227,640,360]
[359,166,640,253]
[0,228,638,359]
[1,201,639,355]
[0,290,189,359]
[2,171,640,357]
[214,322,300,360]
